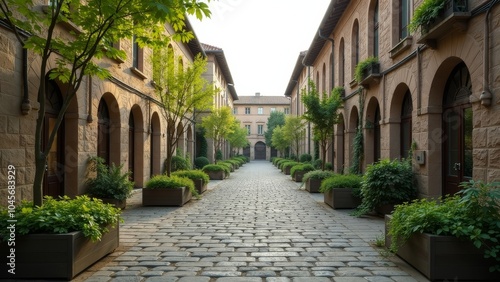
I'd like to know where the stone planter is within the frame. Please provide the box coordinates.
[359,62,381,88]
[324,188,361,209]
[142,187,192,206]
[193,178,207,194]
[305,178,322,193]
[384,216,497,281]
[284,166,292,175]
[206,170,225,180]
[0,225,119,280]
[292,171,305,182]
[101,198,127,209]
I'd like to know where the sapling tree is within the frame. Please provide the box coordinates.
[201,106,236,163]
[282,115,306,161]
[227,120,249,156]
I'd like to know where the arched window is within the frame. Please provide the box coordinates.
[352,20,359,78]
[339,38,345,87]
[374,105,381,162]
[97,99,110,164]
[400,91,413,158]
[400,0,410,39]
[128,111,135,182]
[373,0,379,57]
[322,63,326,94]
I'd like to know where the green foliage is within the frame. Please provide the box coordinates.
[388,180,500,272]
[271,125,289,156]
[276,158,290,169]
[202,164,225,173]
[350,91,366,175]
[354,56,379,83]
[354,159,417,216]
[320,174,363,193]
[85,157,133,201]
[0,195,121,242]
[166,154,191,173]
[301,80,343,170]
[201,107,236,161]
[282,115,306,160]
[265,111,286,146]
[227,121,250,152]
[197,129,208,158]
[273,157,284,166]
[216,150,223,161]
[216,162,232,176]
[172,170,209,185]
[194,156,210,169]
[299,153,312,163]
[302,170,336,183]
[281,161,300,171]
[290,163,315,178]
[409,0,446,32]
[145,175,195,195]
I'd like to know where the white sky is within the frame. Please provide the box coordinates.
[188,0,331,96]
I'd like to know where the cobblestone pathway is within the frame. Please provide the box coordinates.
[79,160,428,282]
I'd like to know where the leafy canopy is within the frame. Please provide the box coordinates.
[265,111,286,145]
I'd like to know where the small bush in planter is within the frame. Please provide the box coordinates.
[172,170,209,185]
[273,157,284,166]
[85,156,134,202]
[319,174,363,192]
[388,180,500,272]
[302,170,336,183]
[202,164,229,177]
[217,162,232,176]
[0,195,121,242]
[299,153,312,163]
[290,163,315,178]
[194,156,210,169]
[165,155,191,173]
[276,158,290,169]
[408,0,446,33]
[354,56,379,83]
[354,158,417,216]
[281,161,300,172]
[145,175,197,196]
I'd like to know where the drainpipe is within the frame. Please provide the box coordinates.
[479,1,497,106]
[21,48,31,115]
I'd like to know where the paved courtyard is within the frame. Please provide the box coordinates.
[78,160,428,282]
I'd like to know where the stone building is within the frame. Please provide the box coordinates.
[285,0,500,198]
[233,93,290,160]
[0,5,234,203]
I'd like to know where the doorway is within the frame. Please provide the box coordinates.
[442,63,472,196]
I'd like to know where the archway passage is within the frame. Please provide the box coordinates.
[43,79,65,197]
[442,62,472,196]
[255,141,267,160]
[97,99,111,164]
[243,146,250,159]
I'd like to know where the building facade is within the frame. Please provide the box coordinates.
[0,3,234,203]
[233,93,290,160]
[285,0,500,198]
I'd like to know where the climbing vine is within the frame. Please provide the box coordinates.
[350,88,365,175]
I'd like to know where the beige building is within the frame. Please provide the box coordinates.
[0,4,235,203]
[233,93,290,160]
[285,0,500,198]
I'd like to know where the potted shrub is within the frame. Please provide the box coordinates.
[353,158,417,216]
[216,162,232,177]
[194,156,210,169]
[85,156,134,209]
[202,164,226,180]
[385,180,500,280]
[143,175,195,206]
[302,170,335,193]
[281,161,300,175]
[290,163,315,182]
[354,56,380,86]
[0,196,121,279]
[320,174,363,209]
[172,170,209,194]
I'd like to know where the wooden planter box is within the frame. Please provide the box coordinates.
[206,170,225,180]
[324,188,361,209]
[284,166,292,175]
[305,178,322,193]
[193,178,207,194]
[142,187,192,206]
[0,225,118,280]
[292,171,305,182]
[385,216,497,281]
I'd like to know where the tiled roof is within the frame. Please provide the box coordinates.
[234,95,290,105]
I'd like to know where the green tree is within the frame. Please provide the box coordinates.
[201,107,236,163]
[153,52,217,176]
[301,80,343,170]
[282,115,306,160]
[0,0,211,205]
[227,120,249,156]
[271,125,289,157]
[264,111,286,146]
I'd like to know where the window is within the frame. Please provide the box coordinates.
[400,0,410,39]
[270,107,276,112]
[373,0,380,57]
[258,107,263,115]
[401,91,413,158]
[245,107,250,114]
[339,38,345,87]
[352,21,359,78]
[245,125,251,135]
[258,125,264,135]
[284,107,290,115]
[132,35,143,71]
[233,107,238,114]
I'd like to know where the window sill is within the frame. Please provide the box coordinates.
[390,36,413,59]
[131,67,147,80]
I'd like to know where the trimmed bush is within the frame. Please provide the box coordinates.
[299,153,312,163]
[290,163,315,178]
[320,174,363,193]
[194,156,210,169]
[172,170,209,185]
[302,170,336,183]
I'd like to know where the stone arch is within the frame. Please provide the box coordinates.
[347,106,359,168]
[186,124,194,163]
[177,122,185,153]
[98,92,121,166]
[150,112,161,177]
[129,104,144,187]
[254,141,266,160]
[335,113,345,173]
[364,96,381,165]
[388,83,413,159]
[351,19,360,79]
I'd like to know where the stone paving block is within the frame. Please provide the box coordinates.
[199,271,242,277]
[163,271,198,276]
[279,270,311,276]
[216,278,262,282]
[144,277,178,282]
[177,277,211,282]
[246,270,278,277]
[294,278,333,282]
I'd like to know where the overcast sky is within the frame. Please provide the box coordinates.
[188,0,331,96]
